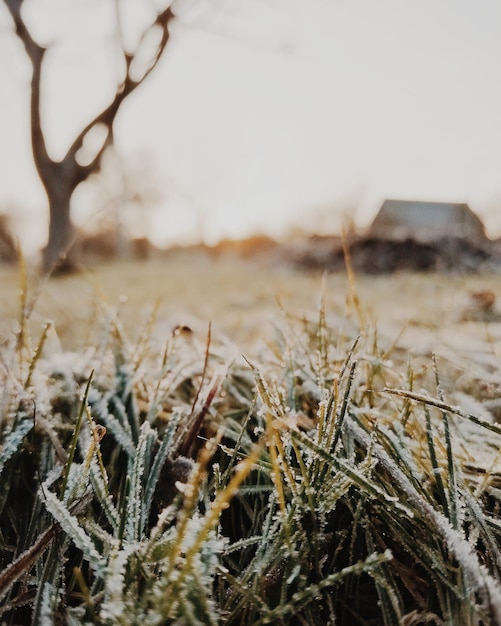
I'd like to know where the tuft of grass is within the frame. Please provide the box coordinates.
[1,268,501,624]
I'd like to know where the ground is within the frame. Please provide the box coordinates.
[2,251,501,363]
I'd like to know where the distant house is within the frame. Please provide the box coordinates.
[368,200,487,244]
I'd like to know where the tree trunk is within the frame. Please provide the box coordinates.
[42,179,76,273]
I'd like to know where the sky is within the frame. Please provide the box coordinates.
[1,0,501,251]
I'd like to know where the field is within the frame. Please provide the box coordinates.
[2,252,501,354]
[2,253,501,624]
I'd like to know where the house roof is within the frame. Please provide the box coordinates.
[369,200,486,242]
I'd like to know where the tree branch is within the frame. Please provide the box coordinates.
[133,6,175,84]
[2,0,53,182]
[4,0,176,189]
[64,4,176,185]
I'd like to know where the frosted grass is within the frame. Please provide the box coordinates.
[2,276,501,624]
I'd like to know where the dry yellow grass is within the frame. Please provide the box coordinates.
[1,252,500,361]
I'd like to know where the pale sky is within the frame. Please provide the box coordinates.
[1,0,501,250]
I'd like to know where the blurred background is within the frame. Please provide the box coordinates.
[1,0,501,259]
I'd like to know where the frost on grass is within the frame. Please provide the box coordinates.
[100,542,138,621]
[3,294,501,624]
[0,417,33,477]
[40,486,105,573]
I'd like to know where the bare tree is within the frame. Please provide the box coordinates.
[2,0,176,272]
